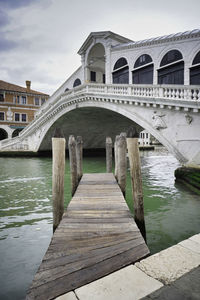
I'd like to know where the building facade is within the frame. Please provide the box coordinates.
[0,80,49,140]
[49,29,200,102]
[138,130,151,146]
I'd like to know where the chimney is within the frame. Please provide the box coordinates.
[26,80,31,91]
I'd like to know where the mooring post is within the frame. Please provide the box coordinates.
[106,137,112,173]
[117,133,127,197]
[127,127,146,241]
[52,128,66,232]
[114,135,120,181]
[76,136,83,182]
[68,135,78,197]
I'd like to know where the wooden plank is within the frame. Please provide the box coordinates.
[26,173,149,300]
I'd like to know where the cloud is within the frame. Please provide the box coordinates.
[0,32,18,51]
[0,0,41,10]
[0,0,200,95]
[0,9,10,27]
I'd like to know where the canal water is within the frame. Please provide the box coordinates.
[0,149,200,300]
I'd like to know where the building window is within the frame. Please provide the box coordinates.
[73,78,81,88]
[112,57,129,84]
[90,71,96,82]
[132,54,153,84]
[15,113,20,122]
[21,96,27,105]
[190,50,200,85]
[35,97,40,106]
[0,94,4,102]
[158,50,184,85]
[14,95,20,104]
[21,114,27,122]
[103,74,105,84]
[0,112,5,120]
[160,50,182,67]
[41,98,45,105]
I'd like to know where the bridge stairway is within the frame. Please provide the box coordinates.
[26,173,150,300]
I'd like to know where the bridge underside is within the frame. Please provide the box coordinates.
[39,107,142,151]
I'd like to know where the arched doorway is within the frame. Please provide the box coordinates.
[190,51,200,85]
[12,128,23,138]
[87,43,105,83]
[0,128,8,140]
[112,57,129,84]
[132,54,153,84]
[158,50,184,84]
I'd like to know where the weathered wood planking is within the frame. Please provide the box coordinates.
[26,173,149,300]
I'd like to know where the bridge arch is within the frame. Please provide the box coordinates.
[36,99,185,163]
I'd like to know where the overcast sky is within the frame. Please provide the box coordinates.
[0,0,200,95]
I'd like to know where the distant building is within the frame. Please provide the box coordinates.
[0,80,49,140]
[138,130,151,146]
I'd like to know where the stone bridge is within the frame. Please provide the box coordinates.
[0,83,200,168]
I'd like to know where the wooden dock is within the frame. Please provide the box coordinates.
[26,173,149,300]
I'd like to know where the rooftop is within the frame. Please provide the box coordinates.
[112,29,200,50]
[0,80,49,96]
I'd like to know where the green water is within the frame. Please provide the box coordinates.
[0,150,200,300]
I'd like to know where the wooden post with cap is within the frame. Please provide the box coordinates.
[68,135,78,196]
[114,135,120,181]
[127,126,146,241]
[52,128,66,232]
[106,137,112,173]
[117,133,127,197]
[76,136,83,182]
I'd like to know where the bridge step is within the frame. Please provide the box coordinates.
[26,173,149,300]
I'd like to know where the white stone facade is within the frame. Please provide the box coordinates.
[56,29,200,91]
[0,30,200,168]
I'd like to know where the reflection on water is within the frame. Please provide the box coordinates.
[0,151,200,300]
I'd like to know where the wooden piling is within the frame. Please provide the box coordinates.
[114,135,120,181]
[106,137,112,173]
[68,135,78,196]
[76,136,83,182]
[52,129,66,232]
[127,127,146,241]
[117,133,127,196]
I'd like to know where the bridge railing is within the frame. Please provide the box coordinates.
[86,83,200,101]
[2,83,199,148]
[36,83,200,119]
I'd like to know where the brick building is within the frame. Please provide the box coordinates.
[0,80,49,140]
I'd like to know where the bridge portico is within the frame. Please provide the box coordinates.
[0,83,199,168]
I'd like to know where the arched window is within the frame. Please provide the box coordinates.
[190,51,200,85]
[158,50,184,84]
[112,57,129,84]
[12,128,23,138]
[0,128,8,140]
[132,54,153,84]
[73,78,81,88]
